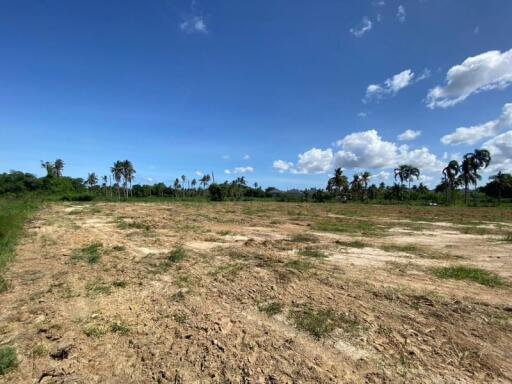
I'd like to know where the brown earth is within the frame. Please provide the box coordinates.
[1,202,511,383]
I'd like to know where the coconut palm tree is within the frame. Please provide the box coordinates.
[327,168,348,199]
[86,173,98,190]
[442,160,459,204]
[406,166,420,189]
[121,160,135,199]
[191,178,197,190]
[111,161,123,200]
[102,175,108,196]
[41,161,55,177]
[54,159,64,177]
[360,171,371,201]
[394,165,408,187]
[200,174,211,189]
[459,149,491,205]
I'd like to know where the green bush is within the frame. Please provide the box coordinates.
[0,346,18,375]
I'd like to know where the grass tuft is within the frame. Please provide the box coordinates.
[298,247,327,258]
[335,240,367,248]
[110,323,130,334]
[288,306,359,339]
[433,265,506,287]
[0,276,8,293]
[0,346,18,375]
[289,233,319,243]
[258,302,283,316]
[71,242,103,264]
[167,246,187,263]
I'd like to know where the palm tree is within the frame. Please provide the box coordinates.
[173,178,181,193]
[191,178,197,190]
[102,175,108,196]
[489,171,509,205]
[360,171,371,201]
[350,174,362,200]
[442,160,459,204]
[111,161,123,200]
[54,159,64,177]
[327,168,348,199]
[41,161,55,177]
[86,173,98,190]
[406,166,420,189]
[459,149,491,205]
[121,160,135,199]
[394,165,408,187]
[200,174,211,189]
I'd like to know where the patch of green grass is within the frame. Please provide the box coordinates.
[167,246,187,263]
[298,247,327,258]
[210,262,246,278]
[500,233,512,243]
[0,276,8,293]
[258,302,283,316]
[71,242,103,264]
[83,324,108,338]
[313,219,382,236]
[112,280,128,288]
[288,306,359,339]
[217,230,232,236]
[32,344,47,358]
[380,244,421,253]
[0,198,39,272]
[335,240,367,248]
[285,259,312,272]
[289,233,319,243]
[433,265,506,287]
[110,323,130,334]
[0,345,18,375]
[117,218,151,231]
[458,225,494,236]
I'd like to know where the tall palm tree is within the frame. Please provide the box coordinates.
[200,174,211,189]
[191,178,197,189]
[394,165,408,187]
[102,175,108,196]
[406,166,420,189]
[489,171,509,205]
[121,160,135,199]
[459,149,491,205]
[41,161,55,177]
[111,161,123,200]
[360,171,371,201]
[349,174,362,200]
[54,159,64,177]
[173,178,181,192]
[86,173,98,190]
[327,168,348,198]
[442,160,459,204]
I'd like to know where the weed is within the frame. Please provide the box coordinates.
[258,302,283,316]
[501,233,512,243]
[288,306,358,339]
[0,276,8,293]
[433,265,506,287]
[110,323,130,334]
[112,280,128,288]
[32,344,47,358]
[0,346,18,375]
[210,263,245,278]
[117,218,151,231]
[313,219,382,236]
[112,245,126,252]
[83,324,108,338]
[167,246,186,263]
[335,240,367,248]
[298,247,327,258]
[71,242,103,264]
[217,230,232,236]
[174,312,188,324]
[285,259,312,272]
[85,279,112,295]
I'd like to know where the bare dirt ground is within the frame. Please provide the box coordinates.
[1,202,511,383]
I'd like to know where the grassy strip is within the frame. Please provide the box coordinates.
[0,198,39,292]
[433,265,507,287]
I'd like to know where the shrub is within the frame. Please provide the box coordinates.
[167,246,186,263]
[0,346,18,375]
[433,265,506,287]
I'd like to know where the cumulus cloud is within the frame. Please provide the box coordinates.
[273,160,294,173]
[350,17,373,38]
[273,129,442,175]
[180,16,208,34]
[243,154,250,160]
[441,103,512,145]
[482,130,512,173]
[398,129,422,141]
[426,49,512,108]
[397,5,406,22]
[225,166,254,175]
[195,171,203,177]
[365,69,429,102]
[357,112,368,118]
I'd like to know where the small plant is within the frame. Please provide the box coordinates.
[501,233,512,243]
[71,242,103,264]
[110,323,130,334]
[289,306,359,339]
[285,259,312,272]
[433,265,506,287]
[335,240,367,248]
[112,245,126,252]
[112,280,128,288]
[298,247,327,258]
[86,279,112,295]
[83,324,108,338]
[289,233,318,243]
[167,246,187,263]
[32,344,47,358]
[258,302,283,316]
[0,276,8,293]
[174,312,188,324]
[0,346,18,375]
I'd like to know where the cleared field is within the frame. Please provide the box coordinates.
[1,202,511,383]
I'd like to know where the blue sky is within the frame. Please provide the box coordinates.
[1,0,511,189]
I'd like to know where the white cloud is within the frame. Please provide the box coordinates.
[441,103,512,145]
[373,171,390,181]
[195,171,203,177]
[350,17,373,38]
[243,154,251,160]
[274,129,442,175]
[398,129,422,141]
[222,155,230,160]
[180,16,208,34]
[397,5,406,22]
[474,26,480,35]
[357,112,368,118]
[296,148,333,174]
[426,48,512,108]
[482,130,512,173]
[273,160,294,173]
[226,166,254,175]
[365,69,428,101]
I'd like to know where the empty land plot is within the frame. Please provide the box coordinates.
[0,202,511,383]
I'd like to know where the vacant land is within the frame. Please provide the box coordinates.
[1,202,511,383]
